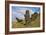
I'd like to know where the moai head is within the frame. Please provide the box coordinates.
[26,10,29,14]
[25,10,30,20]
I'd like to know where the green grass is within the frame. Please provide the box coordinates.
[31,17,40,27]
[12,16,40,28]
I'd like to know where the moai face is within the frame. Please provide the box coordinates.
[26,10,29,14]
[25,10,30,18]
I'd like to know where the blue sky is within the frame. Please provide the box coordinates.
[12,6,40,13]
[12,6,40,21]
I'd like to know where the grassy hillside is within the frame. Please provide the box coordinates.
[12,14,40,28]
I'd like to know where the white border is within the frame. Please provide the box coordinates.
[9,4,43,32]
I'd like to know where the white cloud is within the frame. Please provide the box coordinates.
[13,9,34,20]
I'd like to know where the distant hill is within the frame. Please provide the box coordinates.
[30,13,40,27]
[30,12,40,21]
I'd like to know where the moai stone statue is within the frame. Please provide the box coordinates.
[24,10,30,25]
